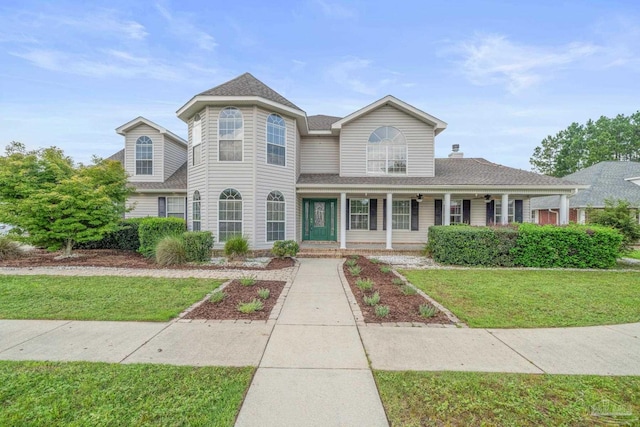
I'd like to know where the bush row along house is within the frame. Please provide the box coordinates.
[109,72,583,250]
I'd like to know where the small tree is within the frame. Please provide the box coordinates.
[587,200,640,251]
[0,142,132,257]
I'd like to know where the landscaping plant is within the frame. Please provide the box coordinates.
[0,236,22,260]
[401,285,417,296]
[380,265,392,273]
[209,290,226,303]
[138,217,186,258]
[419,304,439,318]
[348,265,362,276]
[271,240,299,258]
[587,199,640,251]
[364,291,381,306]
[257,288,270,300]
[237,299,264,314]
[392,278,404,286]
[183,231,214,262]
[375,305,390,318]
[356,278,374,291]
[345,259,357,267]
[77,218,143,251]
[224,235,249,260]
[155,236,187,266]
[239,276,257,287]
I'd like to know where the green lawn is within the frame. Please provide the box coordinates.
[375,370,640,427]
[0,275,223,321]
[401,269,640,328]
[0,361,253,427]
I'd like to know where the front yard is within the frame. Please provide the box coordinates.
[0,361,253,427]
[0,276,223,321]
[401,269,640,328]
[375,370,640,426]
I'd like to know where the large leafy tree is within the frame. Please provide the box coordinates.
[0,142,132,256]
[530,111,640,177]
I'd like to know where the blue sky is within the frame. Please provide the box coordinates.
[1,0,639,170]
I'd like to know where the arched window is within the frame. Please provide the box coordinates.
[266,114,286,166]
[219,188,242,242]
[266,191,285,241]
[192,191,201,231]
[218,107,243,161]
[367,126,406,174]
[135,136,153,175]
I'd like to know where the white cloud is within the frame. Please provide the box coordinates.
[450,34,599,94]
[313,0,356,19]
[155,3,217,51]
[325,58,378,95]
[292,59,307,72]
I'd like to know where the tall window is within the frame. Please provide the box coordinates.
[167,197,185,219]
[192,113,202,165]
[218,107,243,161]
[367,126,406,174]
[135,136,153,175]
[266,191,285,241]
[392,200,410,230]
[494,200,515,223]
[350,199,369,230]
[267,114,286,166]
[192,191,201,231]
[450,199,463,224]
[219,188,242,242]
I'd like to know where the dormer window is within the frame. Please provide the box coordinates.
[367,126,406,174]
[218,107,243,161]
[135,136,153,175]
[267,114,286,166]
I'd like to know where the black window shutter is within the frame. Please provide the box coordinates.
[345,199,350,230]
[434,199,443,225]
[158,197,166,217]
[463,200,471,224]
[486,200,495,225]
[369,199,377,230]
[514,199,523,223]
[382,199,387,230]
[411,199,419,231]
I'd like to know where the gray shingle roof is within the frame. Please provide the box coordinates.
[308,114,342,130]
[106,150,187,191]
[298,158,579,187]
[198,72,301,111]
[531,161,640,209]
[106,149,124,163]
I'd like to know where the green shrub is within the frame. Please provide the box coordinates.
[588,199,640,251]
[138,217,186,258]
[237,299,264,314]
[345,259,357,267]
[427,225,518,267]
[0,236,22,260]
[392,278,404,286]
[257,288,270,299]
[380,265,392,274]
[419,304,439,318]
[512,223,622,268]
[348,265,362,276]
[364,291,380,306]
[401,285,417,296]
[271,240,299,258]
[209,290,226,303]
[183,231,214,262]
[375,305,390,318]
[77,218,143,251]
[224,235,249,260]
[155,236,187,266]
[239,275,257,287]
[356,278,374,291]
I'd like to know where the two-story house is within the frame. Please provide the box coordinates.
[111,72,582,250]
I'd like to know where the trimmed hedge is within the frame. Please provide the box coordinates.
[512,223,622,268]
[427,225,518,267]
[183,231,214,262]
[138,217,186,258]
[428,223,622,269]
[77,218,143,251]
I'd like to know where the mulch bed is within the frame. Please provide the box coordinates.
[343,256,451,324]
[0,249,295,270]
[184,280,285,320]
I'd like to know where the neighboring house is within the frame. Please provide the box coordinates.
[531,161,640,225]
[113,72,582,250]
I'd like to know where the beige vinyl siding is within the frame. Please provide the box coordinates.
[187,109,208,231]
[163,137,187,180]
[300,136,340,174]
[295,127,301,180]
[339,105,435,177]
[254,108,296,249]
[204,106,256,248]
[125,193,186,218]
[523,198,532,223]
[124,124,163,182]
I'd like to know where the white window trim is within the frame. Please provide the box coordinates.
[217,106,244,163]
[450,199,463,224]
[494,200,515,223]
[366,126,408,176]
[349,198,370,230]
[166,196,186,220]
[266,113,287,168]
[134,135,153,176]
[265,190,286,242]
[192,191,201,231]
[392,199,411,230]
[217,189,243,243]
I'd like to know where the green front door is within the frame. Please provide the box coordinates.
[303,199,337,241]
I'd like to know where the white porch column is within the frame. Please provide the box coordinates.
[501,194,509,225]
[386,193,393,250]
[443,193,451,226]
[578,208,586,225]
[559,194,569,225]
[340,192,347,249]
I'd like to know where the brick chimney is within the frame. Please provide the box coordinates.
[448,144,464,158]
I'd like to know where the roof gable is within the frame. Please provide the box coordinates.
[115,116,187,145]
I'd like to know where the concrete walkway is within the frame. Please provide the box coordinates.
[234,258,389,427]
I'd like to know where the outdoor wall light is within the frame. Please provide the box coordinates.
[484,194,492,203]
[416,194,423,203]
